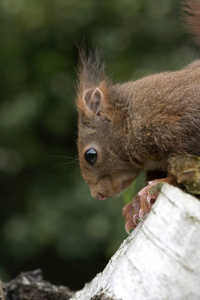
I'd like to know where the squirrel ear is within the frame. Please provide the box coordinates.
[83,87,104,115]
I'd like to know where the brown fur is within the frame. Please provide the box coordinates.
[183,0,200,44]
[76,0,200,199]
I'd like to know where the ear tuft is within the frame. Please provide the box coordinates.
[83,87,104,115]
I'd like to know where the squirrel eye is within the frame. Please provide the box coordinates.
[85,148,97,165]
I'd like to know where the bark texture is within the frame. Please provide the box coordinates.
[1,269,73,300]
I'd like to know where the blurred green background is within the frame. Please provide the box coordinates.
[0,0,198,291]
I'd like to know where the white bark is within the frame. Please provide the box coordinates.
[72,184,200,300]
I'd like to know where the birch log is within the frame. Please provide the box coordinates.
[72,184,200,300]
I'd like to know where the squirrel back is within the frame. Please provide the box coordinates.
[76,0,200,200]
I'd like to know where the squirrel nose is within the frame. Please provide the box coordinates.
[96,192,107,200]
[91,189,107,200]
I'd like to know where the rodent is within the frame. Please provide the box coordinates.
[76,0,200,232]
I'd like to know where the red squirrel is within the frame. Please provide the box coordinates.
[76,0,200,233]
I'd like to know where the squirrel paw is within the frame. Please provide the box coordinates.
[123,180,165,234]
[123,194,141,234]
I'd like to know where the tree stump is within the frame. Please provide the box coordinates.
[1,184,200,300]
[72,184,200,300]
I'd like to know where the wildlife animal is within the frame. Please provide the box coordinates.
[76,0,200,233]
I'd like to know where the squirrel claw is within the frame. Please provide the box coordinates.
[147,193,157,205]
[139,209,145,219]
[133,213,139,225]
[125,219,137,234]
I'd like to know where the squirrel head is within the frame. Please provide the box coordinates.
[76,53,139,199]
